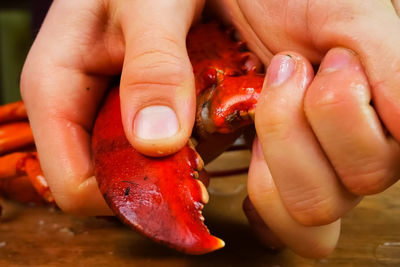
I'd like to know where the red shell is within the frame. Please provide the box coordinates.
[92,22,264,254]
[188,23,264,135]
[92,88,223,254]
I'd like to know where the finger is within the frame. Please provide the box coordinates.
[248,138,341,258]
[255,52,360,226]
[242,196,285,250]
[117,0,204,157]
[305,48,400,195]
[233,1,400,142]
[311,3,400,143]
[20,0,119,215]
[393,0,400,16]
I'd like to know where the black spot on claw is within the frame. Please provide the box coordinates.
[143,176,148,181]
[125,187,130,196]
[122,180,138,185]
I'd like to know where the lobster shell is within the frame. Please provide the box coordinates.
[92,87,224,254]
[92,22,264,255]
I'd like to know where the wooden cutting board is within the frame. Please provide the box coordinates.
[1,150,399,266]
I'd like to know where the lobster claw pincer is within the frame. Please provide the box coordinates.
[1,22,264,254]
[92,87,224,254]
[92,22,265,254]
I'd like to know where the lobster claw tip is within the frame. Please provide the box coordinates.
[92,87,223,254]
[187,236,225,255]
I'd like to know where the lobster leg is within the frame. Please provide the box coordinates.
[0,101,27,124]
[0,122,34,154]
[0,152,53,203]
[0,102,51,207]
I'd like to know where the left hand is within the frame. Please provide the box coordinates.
[209,0,400,257]
[250,48,400,258]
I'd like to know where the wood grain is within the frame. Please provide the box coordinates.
[0,150,399,266]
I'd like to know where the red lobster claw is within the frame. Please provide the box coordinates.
[0,23,263,254]
[92,22,264,255]
[92,88,224,254]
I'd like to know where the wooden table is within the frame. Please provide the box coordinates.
[1,151,399,266]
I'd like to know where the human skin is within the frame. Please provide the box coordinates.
[209,0,400,256]
[20,0,400,258]
[21,0,205,215]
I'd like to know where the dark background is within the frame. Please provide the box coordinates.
[0,0,51,104]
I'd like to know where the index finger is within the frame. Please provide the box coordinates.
[20,0,120,215]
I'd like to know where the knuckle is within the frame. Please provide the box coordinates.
[54,195,83,215]
[255,109,292,141]
[51,186,87,216]
[341,164,399,195]
[248,184,275,206]
[20,59,49,102]
[124,48,191,88]
[304,85,345,114]
[19,63,36,99]
[282,187,338,226]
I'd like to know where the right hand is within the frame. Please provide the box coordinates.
[20,0,204,216]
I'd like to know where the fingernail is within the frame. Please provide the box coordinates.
[319,48,352,73]
[266,55,295,86]
[134,105,178,140]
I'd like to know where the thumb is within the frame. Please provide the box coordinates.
[117,0,204,156]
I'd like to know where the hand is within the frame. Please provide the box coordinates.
[210,0,400,258]
[20,0,204,215]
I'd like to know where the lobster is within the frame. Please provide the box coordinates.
[0,22,264,255]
